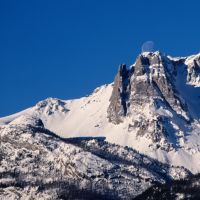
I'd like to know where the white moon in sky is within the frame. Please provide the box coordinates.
[141,41,154,52]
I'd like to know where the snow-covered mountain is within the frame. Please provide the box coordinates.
[1,51,200,175]
[0,115,189,199]
[1,51,200,173]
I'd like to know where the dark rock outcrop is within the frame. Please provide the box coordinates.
[107,64,131,124]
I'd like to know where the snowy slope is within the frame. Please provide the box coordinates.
[0,115,189,199]
[1,52,200,173]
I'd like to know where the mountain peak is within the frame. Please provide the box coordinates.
[1,52,200,174]
[140,50,162,57]
[108,51,194,150]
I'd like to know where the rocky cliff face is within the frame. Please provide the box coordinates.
[185,54,200,86]
[107,64,131,124]
[107,52,200,150]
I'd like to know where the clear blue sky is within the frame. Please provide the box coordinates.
[0,0,200,117]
